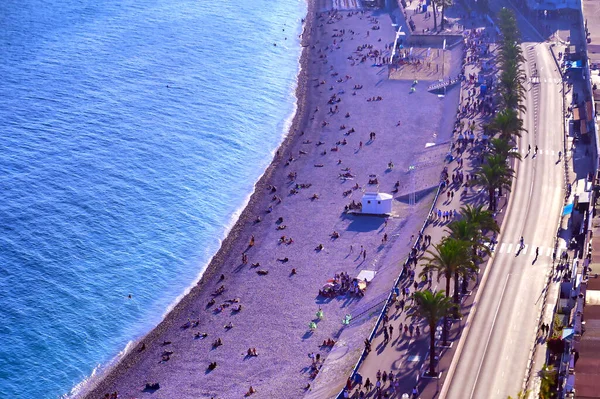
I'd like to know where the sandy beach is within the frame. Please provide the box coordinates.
[82,2,463,398]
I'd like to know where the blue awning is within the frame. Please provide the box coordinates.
[563,203,574,216]
[562,327,575,340]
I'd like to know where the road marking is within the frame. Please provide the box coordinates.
[546,247,552,256]
[499,243,506,253]
[507,243,513,254]
[469,273,511,399]
[522,244,528,255]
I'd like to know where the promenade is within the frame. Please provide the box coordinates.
[338,3,502,398]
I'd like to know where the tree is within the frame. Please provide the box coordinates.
[539,365,557,399]
[507,390,529,399]
[447,205,499,296]
[460,204,500,234]
[488,108,526,142]
[410,290,455,377]
[488,137,521,161]
[474,160,514,211]
[440,0,452,31]
[420,238,471,334]
[430,0,439,31]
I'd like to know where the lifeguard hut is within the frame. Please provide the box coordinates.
[361,192,393,215]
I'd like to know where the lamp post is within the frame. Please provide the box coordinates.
[442,39,447,96]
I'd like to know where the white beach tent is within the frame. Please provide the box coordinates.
[361,192,393,215]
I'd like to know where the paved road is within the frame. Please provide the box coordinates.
[442,16,565,399]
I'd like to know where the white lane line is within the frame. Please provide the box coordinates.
[522,244,528,255]
[507,243,513,254]
[500,243,506,253]
[546,247,552,256]
[469,273,511,399]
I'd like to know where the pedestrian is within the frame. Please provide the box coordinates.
[412,386,419,399]
[365,378,372,392]
[409,324,414,336]
[382,371,387,385]
[383,328,389,342]
[376,370,382,381]
[389,324,394,339]
[363,250,367,260]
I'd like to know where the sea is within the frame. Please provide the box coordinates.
[0,0,306,397]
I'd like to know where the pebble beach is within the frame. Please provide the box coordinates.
[82,2,464,398]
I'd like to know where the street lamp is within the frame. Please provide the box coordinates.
[441,39,447,96]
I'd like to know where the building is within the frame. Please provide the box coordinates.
[361,192,393,215]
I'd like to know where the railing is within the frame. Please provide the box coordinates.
[335,180,443,398]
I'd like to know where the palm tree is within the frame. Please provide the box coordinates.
[460,204,500,234]
[420,238,471,339]
[498,8,521,42]
[498,90,526,113]
[447,220,484,294]
[474,160,514,211]
[487,154,515,191]
[440,0,452,30]
[497,66,526,105]
[410,290,455,377]
[488,137,521,161]
[430,0,439,31]
[488,109,526,142]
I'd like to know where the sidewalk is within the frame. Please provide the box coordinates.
[347,11,501,399]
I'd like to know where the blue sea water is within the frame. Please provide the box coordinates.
[0,0,306,397]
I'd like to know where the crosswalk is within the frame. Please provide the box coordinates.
[528,77,563,84]
[493,242,566,257]
[513,149,559,156]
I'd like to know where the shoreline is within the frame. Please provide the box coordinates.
[79,1,318,397]
[81,2,463,397]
